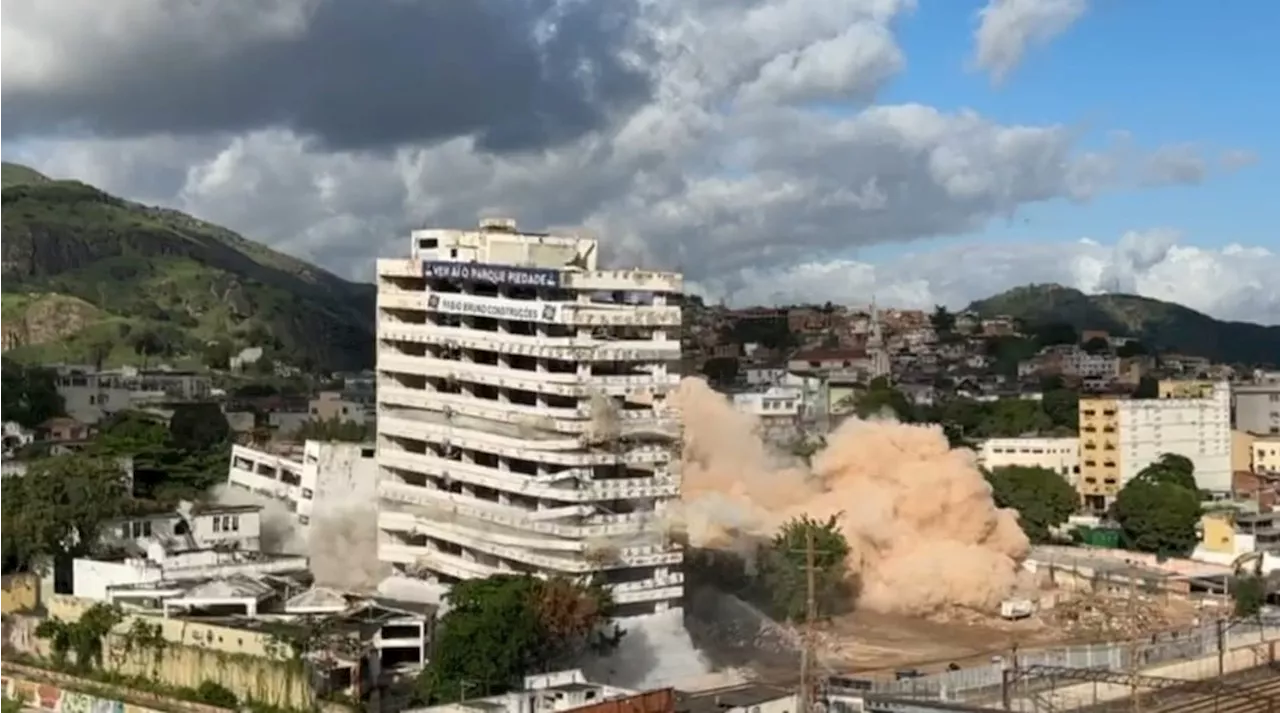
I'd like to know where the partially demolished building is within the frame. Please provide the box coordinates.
[374,219,685,614]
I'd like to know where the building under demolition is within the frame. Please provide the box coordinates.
[373,219,685,615]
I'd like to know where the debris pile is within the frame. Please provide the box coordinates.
[1046,595,1182,639]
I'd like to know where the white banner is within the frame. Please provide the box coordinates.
[427,292,561,323]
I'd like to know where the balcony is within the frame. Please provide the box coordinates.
[378,385,679,439]
[378,323,680,362]
[377,516,682,573]
[379,483,659,541]
[379,413,672,467]
[378,450,678,501]
[377,353,680,398]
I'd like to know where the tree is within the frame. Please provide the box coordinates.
[1116,340,1148,358]
[1,359,66,428]
[2,455,130,572]
[415,575,621,704]
[1137,453,1197,491]
[169,402,231,453]
[929,305,956,333]
[1030,322,1078,347]
[1082,336,1111,355]
[90,406,230,502]
[1230,575,1265,618]
[979,398,1052,437]
[1111,478,1201,556]
[203,340,234,371]
[1134,376,1159,398]
[1040,388,1080,433]
[293,417,373,443]
[985,466,1077,543]
[854,378,915,421]
[755,515,853,622]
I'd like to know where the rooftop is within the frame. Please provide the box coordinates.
[675,684,793,713]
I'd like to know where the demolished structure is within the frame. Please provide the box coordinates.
[374,219,685,615]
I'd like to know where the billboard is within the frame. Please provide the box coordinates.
[427,293,562,323]
[422,260,560,288]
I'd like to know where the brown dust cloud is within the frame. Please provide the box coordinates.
[669,377,1031,615]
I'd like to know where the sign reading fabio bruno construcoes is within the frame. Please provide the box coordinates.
[422,260,560,288]
[427,293,561,323]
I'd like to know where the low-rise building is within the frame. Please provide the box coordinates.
[309,390,369,425]
[976,437,1080,482]
[407,669,640,713]
[101,502,264,554]
[1253,436,1280,474]
[227,440,377,532]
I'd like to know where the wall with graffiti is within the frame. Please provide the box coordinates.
[3,674,146,713]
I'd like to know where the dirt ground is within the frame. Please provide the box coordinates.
[810,593,1205,677]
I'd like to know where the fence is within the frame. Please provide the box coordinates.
[862,618,1280,701]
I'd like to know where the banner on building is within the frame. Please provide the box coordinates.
[427,293,561,323]
[421,260,560,288]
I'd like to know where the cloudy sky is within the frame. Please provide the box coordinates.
[4,0,1278,324]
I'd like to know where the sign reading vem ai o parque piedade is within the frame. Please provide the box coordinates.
[422,260,561,288]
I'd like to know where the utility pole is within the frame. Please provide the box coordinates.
[798,527,817,713]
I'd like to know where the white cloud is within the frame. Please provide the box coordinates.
[2,0,1253,312]
[972,0,1088,84]
[707,230,1280,325]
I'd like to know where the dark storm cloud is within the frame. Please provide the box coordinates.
[2,0,651,153]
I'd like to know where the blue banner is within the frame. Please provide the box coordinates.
[422,260,561,288]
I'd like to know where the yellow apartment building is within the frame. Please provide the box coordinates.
[1078,396,1122,510]
[1158,379,1217,399]
[1254,435,1280,473]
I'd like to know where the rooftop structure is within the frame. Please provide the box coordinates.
[374,220,685,614]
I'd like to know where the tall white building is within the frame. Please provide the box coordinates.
[374,219,685,614]
[1078,381,1232,507]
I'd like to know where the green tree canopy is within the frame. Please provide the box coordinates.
[415,575,622,705]
[1116,340,1148,358]
[1,358,65,428]
[2,454,131,573]
[854,378,916,421]
[89,407,228,502]
[1136,453,1197,491]
[756,515,853,622]
[1111,477,1201,556]
[1082,337,1111,355]
[1029,322,1078,347]
[985,466,1077,543]
[1040,388,1080,433]
[292,417,373,443]
[930,305,956,333]
[1230,575,1265,618]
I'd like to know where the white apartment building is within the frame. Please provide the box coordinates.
[1118,382,1232,492]
[227,441,378,531]
[374,219,685,615]
[977,437,1080,483]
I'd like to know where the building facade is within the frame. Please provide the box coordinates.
[976,437,1080,483]
[1233,382,1280,436]
[1077,381,1231,510]
[374,219,684,614]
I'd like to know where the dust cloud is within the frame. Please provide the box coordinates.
[211,484,305,554]
[210,485,386,592]
[670,377,1031,615]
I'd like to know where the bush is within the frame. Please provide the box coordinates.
[193,681,239,709]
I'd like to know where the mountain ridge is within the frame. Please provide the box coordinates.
[967,283,1280,366]
[1,162,375,371]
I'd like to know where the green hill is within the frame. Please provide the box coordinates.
[968,284,1280,366]
[1,165,375,371]
[2,162,51,189]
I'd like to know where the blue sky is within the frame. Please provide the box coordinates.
[858,0,1279,262]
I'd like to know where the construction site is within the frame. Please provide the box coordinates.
[673,378,1280,712]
